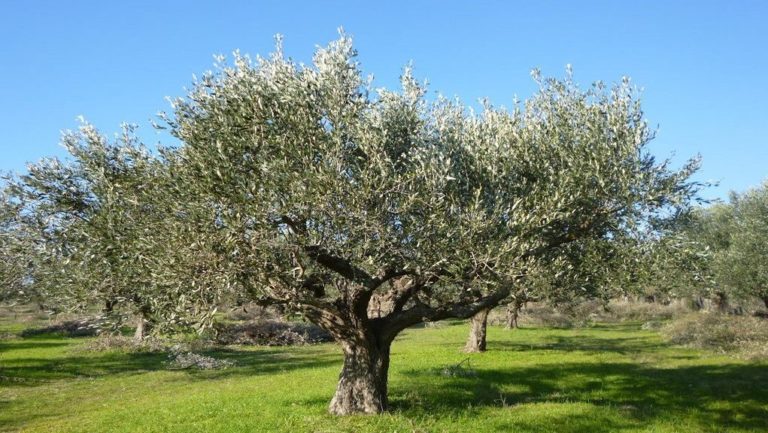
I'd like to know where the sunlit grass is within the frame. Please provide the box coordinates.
[1,317,766,432]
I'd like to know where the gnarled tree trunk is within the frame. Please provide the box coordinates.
[464,308,489,352]
[297,275,512,415]
[329,335,392,415]
[691,295,705,311]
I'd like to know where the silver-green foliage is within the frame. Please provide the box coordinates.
[165,34,699,333]
[0,190,29,303]
[696,182,768,307]
[6,124,230,331]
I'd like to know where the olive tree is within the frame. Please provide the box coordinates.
[725,181,768,308]
[676,202,741,310]
[0,191,29,304]
[1,176,77,310]
[160,34,699,414]
[695,182,768,309]
[463,210,699,351]
[8,125,230,338]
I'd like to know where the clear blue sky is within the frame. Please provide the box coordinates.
[1,0,766,201]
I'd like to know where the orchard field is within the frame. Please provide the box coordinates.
[2,26,768,433]
[2,311,766,433]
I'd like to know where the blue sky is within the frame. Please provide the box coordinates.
[1,0,766,201]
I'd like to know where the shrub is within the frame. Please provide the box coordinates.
[663,312,768,360]
[166,345,235,370]
[439,358,477,378]
[213,319,333,346]
[488,299,690,329]
[80,334,168,352]
[20,319,99,337]
[599,299,689,322]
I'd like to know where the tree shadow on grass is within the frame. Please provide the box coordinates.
[490,334,670,355]
[0,340,340,388]
[0,342,342,433]
[178,345,340,381]
[394,355,768,432]
[0,339,71,353]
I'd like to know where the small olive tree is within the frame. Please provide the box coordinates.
[691,182,768,309]
[1,176,78,310]
[0,191,29,304]
[724,181,768,308]
[162,34,699,414]
[8,125,230,337]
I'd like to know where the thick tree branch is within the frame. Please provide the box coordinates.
[254,291,353,340]
[370,268,410,289]
[389,273,442,314]
[304,245,375,288]
[390,279,421,313]
[380,287,511,341]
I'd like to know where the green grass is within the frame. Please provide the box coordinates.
[1,318,766,433]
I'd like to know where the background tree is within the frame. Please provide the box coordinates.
[678,203,733,310]
[7,124,230,338]
[463,237,640,351]
[688,182,768,310]
[0,190,29,304]
[723,181,768,308]
[161,34,700,414]
[1,177,74,310]
[462,217,701,352]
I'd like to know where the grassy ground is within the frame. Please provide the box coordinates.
[1,315,766,433]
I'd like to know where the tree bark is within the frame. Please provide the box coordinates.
[329,336,392,415]
[464,308,490,352]
[762,296,768,310]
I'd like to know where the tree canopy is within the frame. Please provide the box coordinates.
[686,181,768,308]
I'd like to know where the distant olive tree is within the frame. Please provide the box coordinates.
[691,182,768,309]
[464,234,652,350]
[0,190,28,304]
[1,178,71,310]
[7,125,231,338]
[724,182,768,308]
[157,34,700,414]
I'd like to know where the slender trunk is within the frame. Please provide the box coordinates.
[763,296,768,310]
[329,336,392,415]
[464,308,490,352]
[714,292,729,313]
[505,303,520,329]
[134,316,146,341]
[133,310,153,341]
